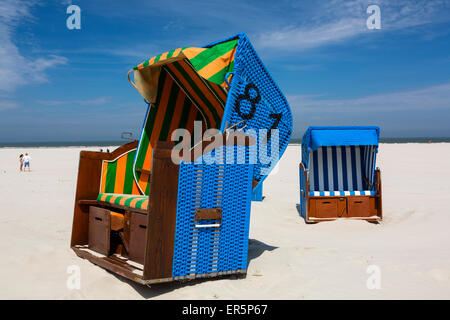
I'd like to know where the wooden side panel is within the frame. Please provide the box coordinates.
[143,141,179,280]
[70,141,138,247]
[376,169,383,219]
[70,152,104,246]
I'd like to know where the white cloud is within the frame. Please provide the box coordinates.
[256,0,450,51]
[287,82,450,113]
[0,0,67,92]
[258,18,365,51]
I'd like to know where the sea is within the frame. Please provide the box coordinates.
[1,137,449,148]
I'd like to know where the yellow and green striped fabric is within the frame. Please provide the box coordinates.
[100,149,141,195]
[134,39,237,87]
[97,193,149,211]
[133,59,228,195]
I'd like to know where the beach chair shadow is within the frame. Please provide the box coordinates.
[108,238,278,299]
[246,239,278,267]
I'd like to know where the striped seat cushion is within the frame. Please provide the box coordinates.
[309,190,376,197]
[97,193,149,211]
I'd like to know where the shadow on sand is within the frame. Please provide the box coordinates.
[110,238,278,299]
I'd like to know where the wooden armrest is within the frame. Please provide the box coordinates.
[78,199,99,206]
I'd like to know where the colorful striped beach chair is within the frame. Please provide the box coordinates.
[70,33,293,285]
[299,126,382,222]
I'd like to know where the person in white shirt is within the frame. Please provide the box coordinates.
[23,153,31,171]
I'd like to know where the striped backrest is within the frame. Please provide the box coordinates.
[165,60,226,129]
[133,60,227,195]
[308,145,377,192]
[100,149,141,195]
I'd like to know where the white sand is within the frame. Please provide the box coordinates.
[0,144,449,299]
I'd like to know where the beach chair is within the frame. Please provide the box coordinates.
[70,33,293,285]
[299,126,382,222]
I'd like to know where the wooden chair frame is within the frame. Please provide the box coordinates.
[71,135,256,284]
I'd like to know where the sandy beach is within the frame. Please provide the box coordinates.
[0,143,449,299]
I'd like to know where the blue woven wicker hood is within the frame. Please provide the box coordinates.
[215,33,293,187]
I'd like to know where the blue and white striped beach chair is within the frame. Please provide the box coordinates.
[299,126,382,222]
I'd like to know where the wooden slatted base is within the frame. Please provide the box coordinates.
[72,246,247,285]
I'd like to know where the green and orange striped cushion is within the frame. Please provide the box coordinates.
[97,193,149,211]
[100,149,141,195]
[134,39,237,87]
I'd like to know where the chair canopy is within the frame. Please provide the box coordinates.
[302,126,379,163]
[129,33,293,194]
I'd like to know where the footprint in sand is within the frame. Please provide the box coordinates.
[428,268,450,282]
[252,270,263,277]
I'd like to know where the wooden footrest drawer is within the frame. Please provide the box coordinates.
[310,197,347,218]
[128,212,148,264]
[348,196,370,217]
[88,206,111,255]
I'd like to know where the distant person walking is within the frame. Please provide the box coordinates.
[19,154,24,171]
[23,153,31,171]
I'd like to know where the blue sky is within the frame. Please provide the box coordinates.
[0,0,449,142]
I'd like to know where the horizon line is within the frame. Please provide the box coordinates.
[1,136,450,147]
